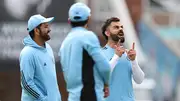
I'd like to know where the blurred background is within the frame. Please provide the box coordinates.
[0,0,179,101]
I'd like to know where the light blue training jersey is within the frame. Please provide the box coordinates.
[102,45,135,101]
[19,35,61,101]
[59,27,110,101]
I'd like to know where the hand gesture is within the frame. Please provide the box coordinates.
[114,40,125,57]
[103,85,109,98]
[126,42,136,61]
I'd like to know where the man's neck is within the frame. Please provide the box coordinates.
[107,40,123,49]
[107,40,117,49]
[33,37,45,47]
[84,24,88,29]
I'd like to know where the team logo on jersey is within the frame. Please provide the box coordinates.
[44,62,47,66]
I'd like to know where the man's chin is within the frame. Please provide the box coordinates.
[44,36,50,41]
[47,37,50,41]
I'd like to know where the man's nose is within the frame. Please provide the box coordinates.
[119,30,124,35]
[48,29,51,33]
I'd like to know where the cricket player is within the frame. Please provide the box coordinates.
[19,14,61,101]
[101,17,145,101]
[59,2,125,101]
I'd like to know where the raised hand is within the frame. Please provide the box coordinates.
[127,42,136,61]
[114,40,125,57]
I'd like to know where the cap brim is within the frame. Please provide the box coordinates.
[42,17,54,23]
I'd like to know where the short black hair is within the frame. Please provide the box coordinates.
[70,20,88,27]
[28,24,42,39]
[70,16,88,27]
[101,17,120,40]
[29,30,35,39]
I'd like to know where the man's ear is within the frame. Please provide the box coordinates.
[34,28,40,35]
[105,30,110,37]
[87,16,91,22]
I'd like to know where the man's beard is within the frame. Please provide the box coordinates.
[110,30,125,43]
[39,30,50,41]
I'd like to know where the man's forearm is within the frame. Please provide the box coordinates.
[131,59,145,84]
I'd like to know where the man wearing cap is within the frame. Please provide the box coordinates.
[19,14,61,101]
[59,2,125,101]
[59,2,121,101]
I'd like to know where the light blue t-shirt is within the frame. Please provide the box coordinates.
[102,45,135,101]
[59,27,110,101]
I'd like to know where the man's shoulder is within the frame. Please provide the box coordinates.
[69,28,97,39]
[82,31,99,43]
[20,46,35,59]
[84,30,96,37]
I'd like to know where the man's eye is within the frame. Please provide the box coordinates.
[115,26,119,29]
